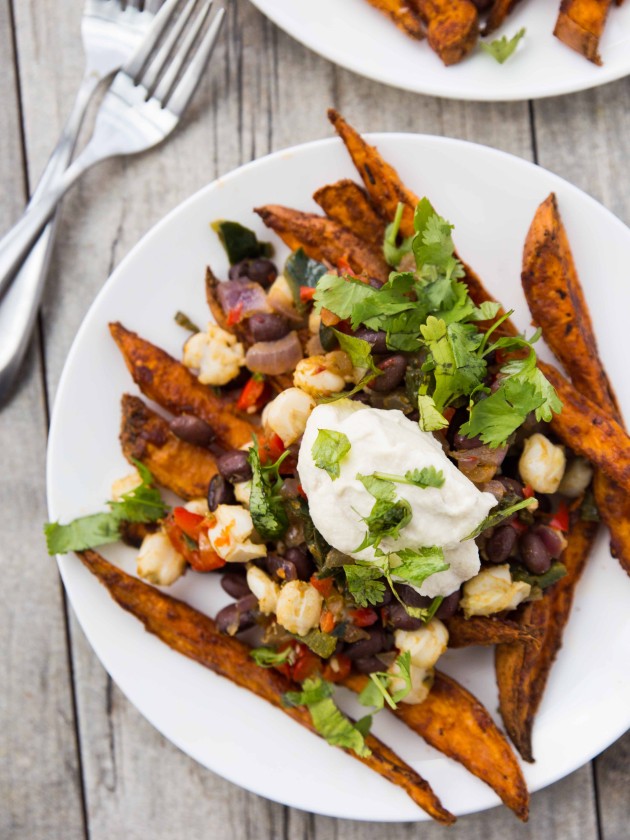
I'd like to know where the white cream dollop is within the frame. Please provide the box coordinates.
[297,401,496,598]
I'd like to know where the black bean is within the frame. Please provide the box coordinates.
[248,312,290,342]
[496,476,525,498]
[284,546,315,581]
[354,327,388,354]
[345,627,390,660]
[487,525,518,564]
[436,589,461,620]
[228,258,277,287]
[533,525,566,559]
[169,414,216,447]
[265,553,298,582]
[369,355,407,393]
[386,603,424,631]
[220,572,251,600]
[216,449,252,483]
[453,430,483,450]
[215,594,258,635]
[395,584,432,609]
[353,656,385,674]
[207,474,235,511]
[519,531,552,575]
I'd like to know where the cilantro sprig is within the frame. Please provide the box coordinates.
[247,439,290,540]
[358,651,412,711]
[44,461,169,555]
[355,474,412,551]
[368,466,445,490]
[481,27,526,64]
[311,429,351,480]
[250,646,293,668]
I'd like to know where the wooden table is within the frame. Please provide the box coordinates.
[1,2,628,837]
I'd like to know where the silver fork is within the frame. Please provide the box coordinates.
[0,0,164,402]
[0,0,225,395]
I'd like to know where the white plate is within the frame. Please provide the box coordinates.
[250,0,630,101]
[48,134,630,821]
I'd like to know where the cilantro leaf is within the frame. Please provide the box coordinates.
[312,429,351,480]
[357,473,396,502]
[358,651,412,711]
[417,394,449,432]
[459,379,542,447]
[413,197,437,238]
[284,677,371,757]
[313,274,374,320]
[44,461,169,555]
[470,301,501,322]
[421,317,486,411]
[355,473,412,551]
[390,546,449,588]
[369,467,445,489]
[285,248,328,288]
[250,646,292,667]
[333,330,381,375]
[344,564,387,607]
[383,203,414,268]
[248,440,289,540]
[465,497,537,540]
[481,27,526,64]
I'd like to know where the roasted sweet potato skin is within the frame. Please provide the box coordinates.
[522,192,629,575]
[554,0,613,64]
[445,614,542,648]
[483,0,524,34]
[495,519,599,761]
[77,549,455,825]
[255,205,389,283]
[539,360,630,495]
[412,0,479,64]
[120,394,217,501]
[344,670,529,820]
[363,0,426,38]
[109,322,255,449]
[313,180,386,245]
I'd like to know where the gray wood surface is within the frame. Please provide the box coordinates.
[2,0,628,837]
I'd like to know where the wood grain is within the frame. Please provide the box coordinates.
[3,0,628,836]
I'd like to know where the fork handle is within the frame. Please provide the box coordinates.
[0,72,101,403]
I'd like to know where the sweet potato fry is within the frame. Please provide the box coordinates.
[327,110,517,335]
[483,0,524,34]
[255,205,389,282]
[522,193,630,574]
[554,0,613,64]
[363,0,426,39]
[120,394,217,500]
[313,180,386,245]
[445,614,542,648]
[495,519,599,761]
[343,669,529,820]
[77,549,455,824]
[109,322,255,449]
[411,0,479,64]
[538,360,630,496]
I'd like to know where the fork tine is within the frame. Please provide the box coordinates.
[140,0,200,93]
[165,5,225,116]
[124,0,184,80]
[152,0,212,104]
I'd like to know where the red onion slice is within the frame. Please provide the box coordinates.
[245,331,303,375]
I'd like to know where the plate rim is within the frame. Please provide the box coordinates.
[47,132,630,821]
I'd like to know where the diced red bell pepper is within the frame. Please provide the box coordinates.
[523,484,536,499]
[299,286,316,303]
[549,501,570,533]
[322,654,351,684]
[509,518,528,535]
[236,375,268,413]
[348,607,379,627]
[296,484,307,500]
[187,530,225,572]
[173,506,206,541]
[310,575,334,598]
[291,646,321,683]
[226,301,244,327]
[259,432,286,465]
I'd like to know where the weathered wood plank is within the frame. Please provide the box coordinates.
[595,731,630,840]
[0,2,86,839]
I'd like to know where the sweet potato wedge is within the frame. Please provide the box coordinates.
[255,205,390,283]
[411,0,479,64]
[483,0,524,34]
[327,110,517,335]
[109,322,255,449]
[120,394,217,501]
[445,614,542,648]
[343,670,529,820]
[538,360,630,496]
[554,0,613,64]
[77,549,455,824]
[363,0,426,39]
[522,193,630,574]
[495,519,599,761]
[313,180,386,245]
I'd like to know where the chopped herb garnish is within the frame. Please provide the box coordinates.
[44,461,169,555]
[283,677,371,757]
[383,202,414,268]
[466,497,537,540]
[311,429,351,480]
[285,248,328,288]
[211,219,273,265]
[481,27,526,64]
[250,646,293,668]
[355,473,412,551]
[390,546,449,589]
[174,311,201,334]
[247,439,290,540]
[369,467,445,490]
[358,651,412,711]
[344,564,387,607]
[333,330,381,376]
